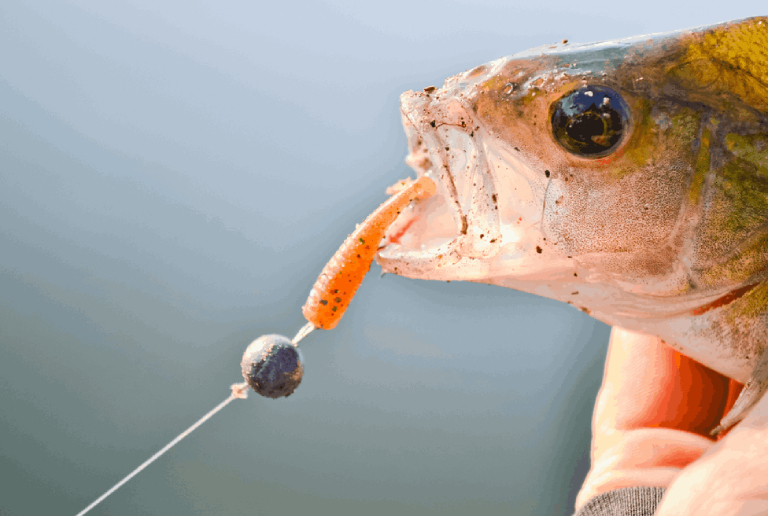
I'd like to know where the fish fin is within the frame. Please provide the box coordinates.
[712,347,768,436]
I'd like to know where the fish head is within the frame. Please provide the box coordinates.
[377,17,768,329]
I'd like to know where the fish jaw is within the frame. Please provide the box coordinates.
[376,61,571,282]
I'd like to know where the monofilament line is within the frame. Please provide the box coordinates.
[292,321,315,346]
[75,383,249,516]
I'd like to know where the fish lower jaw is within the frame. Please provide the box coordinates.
[377,200,549,281]
[376,239,574,282]
[376,239,494,281]
[377,197,507,281]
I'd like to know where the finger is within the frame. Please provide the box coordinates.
[576,427,713,510]
[576,327,732,512]
[655,390,768,516]
[596,327,732,436]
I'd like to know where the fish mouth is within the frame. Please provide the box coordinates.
[375,90,504,280]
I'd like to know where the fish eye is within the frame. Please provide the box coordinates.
[550,86,630,157]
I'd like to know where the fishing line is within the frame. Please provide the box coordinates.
[76,323,317,515]
[75,386,247,516]
[74,177,435,515]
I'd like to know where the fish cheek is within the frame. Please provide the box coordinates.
[474,70,697,267]
[543,102,697,259]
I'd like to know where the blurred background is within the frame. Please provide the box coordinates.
[0,2,761,515]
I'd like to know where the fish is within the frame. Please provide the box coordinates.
[375,16,768,432]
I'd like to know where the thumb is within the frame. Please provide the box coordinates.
[655,391,768,516]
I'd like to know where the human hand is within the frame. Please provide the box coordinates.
[575,327,755,514]
[654,373,768,515]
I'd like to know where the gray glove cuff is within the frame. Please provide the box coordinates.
[574,486,666,516]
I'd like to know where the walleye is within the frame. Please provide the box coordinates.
[376,17,768,432]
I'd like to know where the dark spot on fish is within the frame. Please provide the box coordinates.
[470,131,474,137]
[580,307,590,314]
[320,299,328,305]
[492,194,497,203]
[480,234,485,239]
[545,170,550,178]
[460,217,468,235]
[574,272,578,277]
[445,146,450,151]
[572,291,579,295]
[536,246,543,253]
[333,290,338,294]
[490,239,497,243]
[430,120,436,128]
[562,39,568,44]
[514,147,520,151]
[359,238,365,244]
[332,306,338,312]
[424,86,436,93]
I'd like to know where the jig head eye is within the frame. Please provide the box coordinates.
[550,86,630,157]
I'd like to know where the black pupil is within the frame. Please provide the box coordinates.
[551,86,629,157]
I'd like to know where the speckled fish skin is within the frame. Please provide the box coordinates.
[376,17,768,430]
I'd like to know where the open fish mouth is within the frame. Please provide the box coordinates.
[375,65,570,283]
[376,88,507,280]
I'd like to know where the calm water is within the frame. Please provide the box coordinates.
[0,2,759,515]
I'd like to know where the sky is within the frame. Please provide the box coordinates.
[0,1,764,515]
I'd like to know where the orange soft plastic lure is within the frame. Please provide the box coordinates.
[302,175,436,329]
